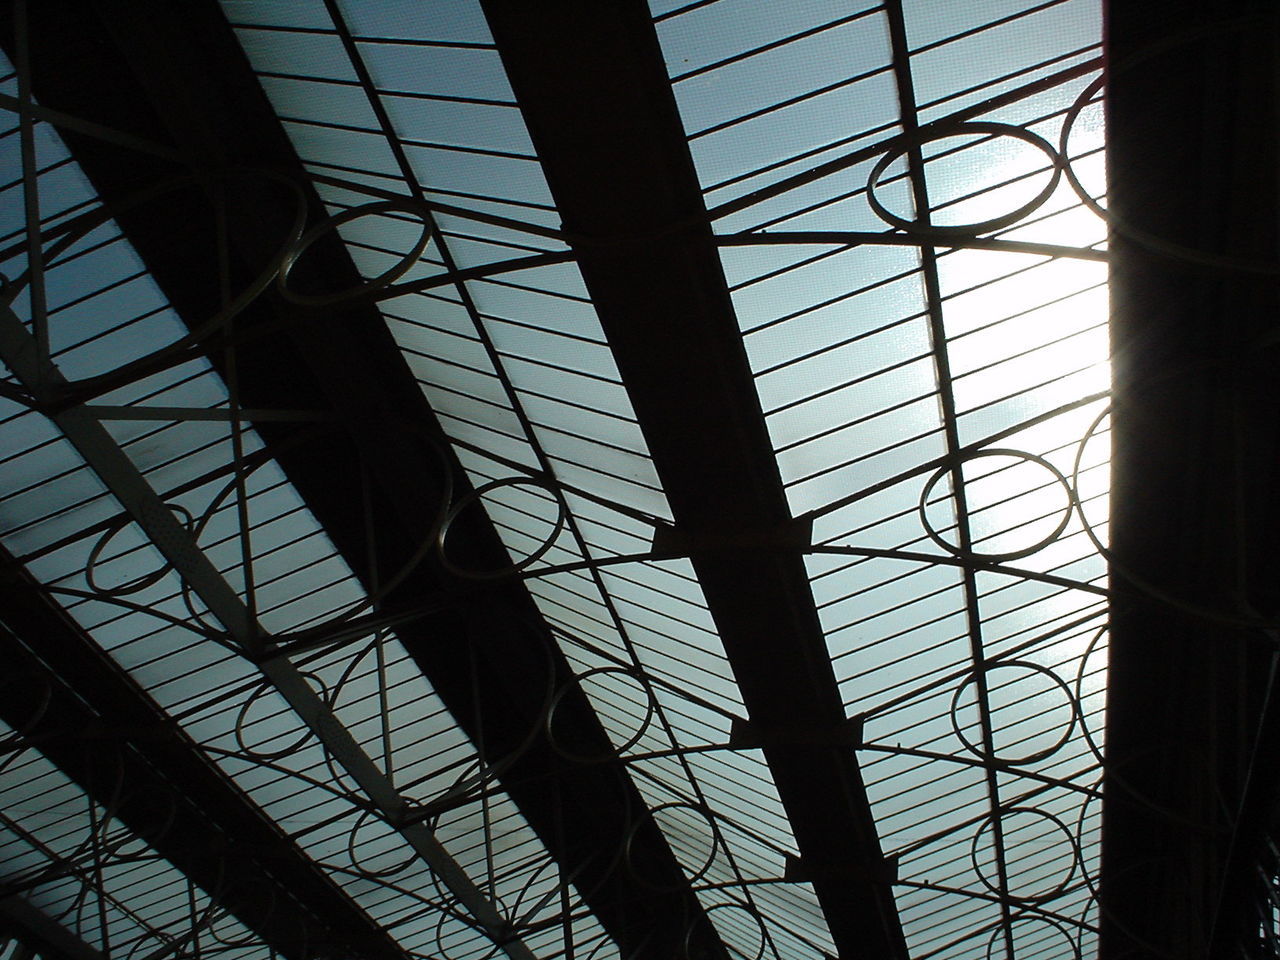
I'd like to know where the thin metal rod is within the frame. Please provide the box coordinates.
[80,405,333,422]
[717,230,1108,263]
[14,0,48,372]
[881,1,1015,955]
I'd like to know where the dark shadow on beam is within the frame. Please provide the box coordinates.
[0,897,105,960]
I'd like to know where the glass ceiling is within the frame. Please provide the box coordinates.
[0,1,1110,959]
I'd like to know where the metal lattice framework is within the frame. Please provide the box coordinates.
[0,1,1276,960]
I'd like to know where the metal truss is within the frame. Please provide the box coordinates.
[6,1,1270,959]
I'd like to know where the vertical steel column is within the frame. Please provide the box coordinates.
[1103,2,1280,957]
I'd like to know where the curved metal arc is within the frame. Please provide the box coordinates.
[1088,14,1280,275]
[896,876,1097,932]
[704,57,1102,223]
[1072,403,1280,632]
[0,301,537,960]
[305,170,570,245]
[798,390,1111,525]
[805,544,1109,598]
[866,121,1064,238]
[2,169,309,406]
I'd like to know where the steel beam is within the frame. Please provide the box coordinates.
[0,557,403,960]
[0,898,104,960]
[1103,2,1280,957]
[0,298,536,960]
[0,2,727,958]
[479,3,908,958]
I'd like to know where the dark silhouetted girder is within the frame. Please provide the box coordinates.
[0,553,406,960]
[1103,2,1280,957]
[479,3,909,958]
[0,895,105,960]
[0,2,727,958]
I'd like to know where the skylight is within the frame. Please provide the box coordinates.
[0,2,1110,958]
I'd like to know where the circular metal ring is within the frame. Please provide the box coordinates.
[985,915,1082,960]
[211,879,277,948]
[125,932,181,960]
[277,198,432,307]
[508,761,632,910]
[867,121,1062,238]
[1059,74,1107,218]
[209,915,267,951]
[233,674,326,761]
[623,801,719,892]
[432,898,503,960]
[919,447,1073,562]
[546,666,655,764]
[438,476,567,581]
[1072,402,1280,631]
[183,425,453,638]
[1074,772,1104,898]
[56,747,128,874]
[1075,892,1099,959]
[1073,625,1109,767]
[506,854,567,928]
[1083,14,1280,274]
[18,168,308,398]
[583,929,654,960]
[46,582,234,653]
[417,626,558,814]
[85,504,195,597]
[347,808,418,879]
[970,805,1079,904]
[950,660,1077,766]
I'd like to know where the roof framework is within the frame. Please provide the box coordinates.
[0,1,1275,959]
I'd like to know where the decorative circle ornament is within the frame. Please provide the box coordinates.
[970,806,1079,903]
[624,801,719,891]
[86,504,195,597]
[950,661,1077,766]
[919,448,1073,562]
[438,476,567,580]
[277,198,433,307]
[547,667,655,764]
[867,121,1062,238]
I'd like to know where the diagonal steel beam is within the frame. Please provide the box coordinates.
[0,897,104,960]
[0,305,535,960]
[0,3,730,957]
[479,3,909,958]
[0,558,405,960]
